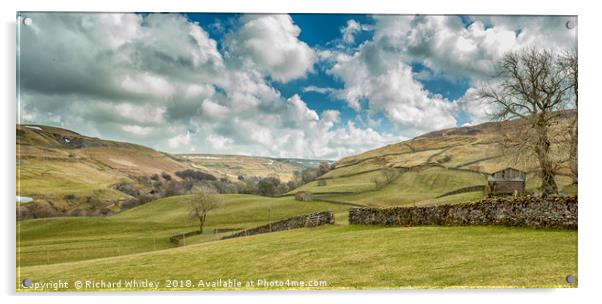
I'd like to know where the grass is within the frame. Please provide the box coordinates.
[434,144,501,168]
[321,162,382,179]
[18,225,577,290]
[16,159,127,209]
[381,148,444,167]
[414,191,487,207]
[562,184,578,195]
[16,120,578,291]
[115,194,350,227]
[17,194,351,267]
[336,142,412,166]
[293,170,385,194]
[319,167,486,207]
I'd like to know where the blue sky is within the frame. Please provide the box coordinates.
[18,13,577,159]
[187,13,474,133]
[186,13,382,130]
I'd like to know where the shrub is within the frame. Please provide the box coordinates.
[287,180,300,190]
[175,169,217,181]
[257,176,281,196]
[114,182,139,197]
[18,203,60,219]
[164,181,185,197]
[318,162,334,176]
[120,194,155,210]
[134,175,152,187]
[161,172,172,181]
[67,208,84,217]
[99,207,111,216]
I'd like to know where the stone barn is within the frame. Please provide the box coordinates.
[295,191,313,201]
[487,167,526,196]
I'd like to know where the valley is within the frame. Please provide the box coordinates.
[16,111,578,290]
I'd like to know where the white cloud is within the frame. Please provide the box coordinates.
[342,20,361,44]
[19,13,577,159]
[224,14,317,82]
[136,13,225,79]
[302,85,337,95]
[122,125,153,136]
[456,87,495,124]
[201,99,230,118]
[92,13,144,49]
[328,40,458,135]
[121,73,176,100]
[115,103,166,124]
[168,131,191,149]
[18,13,400,159]
[375,15,577,80]
[288,94,319,122]
[207,134,233,150]
[326,15,577,133]
[340,19,374,45]
[185,84,215,98]
[222,69,282,113]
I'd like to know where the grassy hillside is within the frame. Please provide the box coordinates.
[16,125,329,215]
[335,111,574,171]
[288,111,577,207]
[17,124,195,214]
[17,111,577,217]
[16,112,578,291]
[313,167,487,207]
[18,225,577,290]
[17,194,350,267]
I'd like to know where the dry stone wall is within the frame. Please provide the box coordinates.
[349,196,577,229]
[222,211,335,239]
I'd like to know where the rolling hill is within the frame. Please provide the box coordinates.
[17,110,576,215]
[16,125,328,216]
[17,194,351,267]
[17,124,195,214]
[291,110,576,207]
[16,112,578,290]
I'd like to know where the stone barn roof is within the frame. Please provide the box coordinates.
[487,167,526,182]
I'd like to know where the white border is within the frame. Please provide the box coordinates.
[2,1,600,304]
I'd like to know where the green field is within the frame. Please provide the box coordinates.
[16,117,579,291]
[17,191,578,290]
[303,167,487,207]
[18,225,577,290]
[17,194,351,267]
[293,169,385,194]
[17,159,128,210]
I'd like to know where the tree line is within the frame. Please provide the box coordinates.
[117,162,334,210]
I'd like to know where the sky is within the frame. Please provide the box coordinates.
[17,13,577,160]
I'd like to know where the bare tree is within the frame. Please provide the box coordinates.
[186,191,222,233]
[559,50,578,184]
[479,48,576,197]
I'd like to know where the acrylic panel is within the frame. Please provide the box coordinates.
[16,12,578,291]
